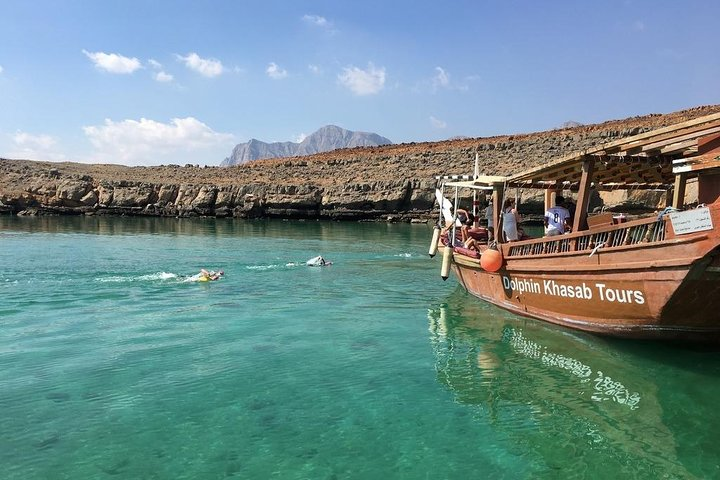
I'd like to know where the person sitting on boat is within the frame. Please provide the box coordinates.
[461,212,475,242]
[544,195,571,236]
[502,198,520,242]
[441,208,471,246]
[200,269,224,281]
[463,234,481,252]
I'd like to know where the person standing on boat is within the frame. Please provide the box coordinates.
[502,198,520,242]
[544,195,571,236]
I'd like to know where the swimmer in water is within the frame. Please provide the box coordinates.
[306,256,332,267]
[199,269,224,281]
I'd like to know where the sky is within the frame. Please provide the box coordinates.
[0,0,719,167]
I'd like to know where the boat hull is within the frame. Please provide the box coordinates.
[450,230,720,342]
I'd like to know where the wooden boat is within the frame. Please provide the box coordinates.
[433,112,720,342]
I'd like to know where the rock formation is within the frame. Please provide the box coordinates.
[220,125,393,166]
[2,105,719,221]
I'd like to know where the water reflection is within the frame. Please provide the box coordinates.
[0,216,433,245]
[427,288,715,478]
[502,327,641,410]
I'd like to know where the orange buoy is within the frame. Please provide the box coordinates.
[480,247,503,272]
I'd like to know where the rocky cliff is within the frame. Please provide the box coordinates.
[2,105,719,221]
[220,125,393,166]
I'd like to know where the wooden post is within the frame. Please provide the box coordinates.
[544,188,555,212]
[665,187,673,208]
[573,155,595,232]
[672,173,687,209]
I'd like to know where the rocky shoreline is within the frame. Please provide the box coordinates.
[2,105,719,222]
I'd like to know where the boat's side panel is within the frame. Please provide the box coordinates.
[454,263,672,323]
[451,246,720,339]
[660,253,720,325]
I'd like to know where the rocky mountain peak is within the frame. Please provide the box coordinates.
[220,125,392,166]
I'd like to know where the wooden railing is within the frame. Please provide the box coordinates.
[506,215,668,258]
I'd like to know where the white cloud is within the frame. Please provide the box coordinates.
[83,117,235,166]
[293,133,307,143]
[308,64,321,75]
[7,131,67,161]
[338,63,386,95]
[148,59,162,69]
[14,131,56,150]
[430,116,447,129]
[266,62,288,79]
[0,65,3,74]
[432,67,450,90]
[82,49,142,74]
[176,52,224,77]
[302,14,329,27]
[418,66,470,93]
[154,71,173,82]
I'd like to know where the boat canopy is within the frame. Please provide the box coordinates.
[443,175,508,190]
[504,112,720,191]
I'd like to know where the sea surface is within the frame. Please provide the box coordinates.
[1,216,719,479]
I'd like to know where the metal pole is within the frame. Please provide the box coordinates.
[473,152,480,228]
[452,186,459,245]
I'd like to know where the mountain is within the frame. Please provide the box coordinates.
[221,125,392,166]
[560,121,583,128]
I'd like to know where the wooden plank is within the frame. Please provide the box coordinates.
[595,113,720,153]
[590,159,671,185]
[639,125,720,155]
[544,188,554,212]
[598,182,669,190]
[622,123,720,155]
[698,132,720,154]
[673,153,720,174]
[672,173,687,208]
[574,156,595,232]
[659,139,696,154]
[508,113,720,184]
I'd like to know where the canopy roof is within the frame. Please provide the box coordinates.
[504,112,720,191]
[443,175,508,189]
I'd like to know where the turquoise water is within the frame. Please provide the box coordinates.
[1,216,720,479]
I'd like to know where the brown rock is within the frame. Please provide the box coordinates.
[1,104,719,219]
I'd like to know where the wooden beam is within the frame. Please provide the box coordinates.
[594,113,720,153]
[672,153,720,174]
[544,185,556,212]
[659,138,696,154]
[573,156,595,232]
[622,124,720,155]
[672,173,687,208]
[639,125,720,155]
[508,113,720,185]
[699,132,720,155]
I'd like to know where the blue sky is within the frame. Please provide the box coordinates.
[0,0,718,166]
